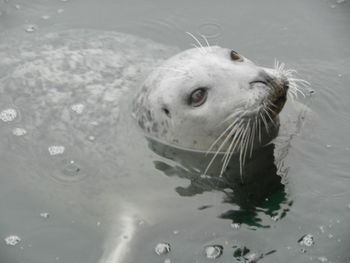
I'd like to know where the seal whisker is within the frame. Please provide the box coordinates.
[199,33,212,51]
[249,120,256,157]
[206,117,243,154]
[260,112,270,134]
[203,118,243,176]
[203,123,241,177]
[186,32,207,54]
[241,120,252,166]
[264,107,277,127]
[238,122,251,176]
[220,123,245,177]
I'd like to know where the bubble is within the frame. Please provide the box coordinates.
[155,243,171,255]
[4,235,21,246]
[71,103,85,114]
[318,256,328,262]
[42,15,50,20]
[164,259,171,263]
[336,0,345,3]
[298,234,314,247]
[40,212,50,219]
[319,225,325,233]
[25,24,37,33]
[0,108,17,122]
[15,4,20,9]
[48,145,65,156]
[87,135,96,141]
[204,245,223,259]
[12,128,27,136]
[57,8,64,14]
[230,223,241,229]
[271,215,280,221]
[173,230,179,235]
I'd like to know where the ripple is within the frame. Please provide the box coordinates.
[204,245,223,259]
[197,22,222,39]
[53,159,87,182]
[0,108,17,122]
[155,242,171,255]
[4,235,21,246]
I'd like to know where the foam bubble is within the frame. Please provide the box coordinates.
[155,243,171,255]
[204,245,223,259]
[25,24,37,33]
[71,103,85,114]
[0,108,17,122]
[12,128,27,136]
[4,235,21,246]
[48,145,65,156]
[298,234,314,247]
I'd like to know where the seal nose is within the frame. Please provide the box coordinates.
[250,70,289,91]
[249,70,273,86]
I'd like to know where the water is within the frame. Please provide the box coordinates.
[0,0,349,263]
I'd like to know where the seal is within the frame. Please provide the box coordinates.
[133,45,308,175]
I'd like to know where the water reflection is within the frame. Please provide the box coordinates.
[149,138,292,228]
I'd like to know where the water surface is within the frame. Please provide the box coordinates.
[0,0,349,262]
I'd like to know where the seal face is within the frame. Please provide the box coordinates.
[133,46,290,160]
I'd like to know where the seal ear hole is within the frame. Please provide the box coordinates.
[162,107,171,117]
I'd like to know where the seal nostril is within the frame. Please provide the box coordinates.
[162,107,171,118]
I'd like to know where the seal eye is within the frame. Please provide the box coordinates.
[189,88,208,107]
[230,50,242,61]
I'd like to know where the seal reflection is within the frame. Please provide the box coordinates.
[148,138,292,228]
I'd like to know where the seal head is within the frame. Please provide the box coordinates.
[133,46,289,160]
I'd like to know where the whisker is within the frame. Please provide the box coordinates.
[199,33,212,51]
[186,32,207,54]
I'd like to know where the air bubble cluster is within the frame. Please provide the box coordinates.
[204,245,223,259]
[0,108,17,122]
[4,235,21,246]
[298,234,314,247]
[48,145,65,156]
[155,242,171,255]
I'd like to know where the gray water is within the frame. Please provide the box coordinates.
[0,0,350,263]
